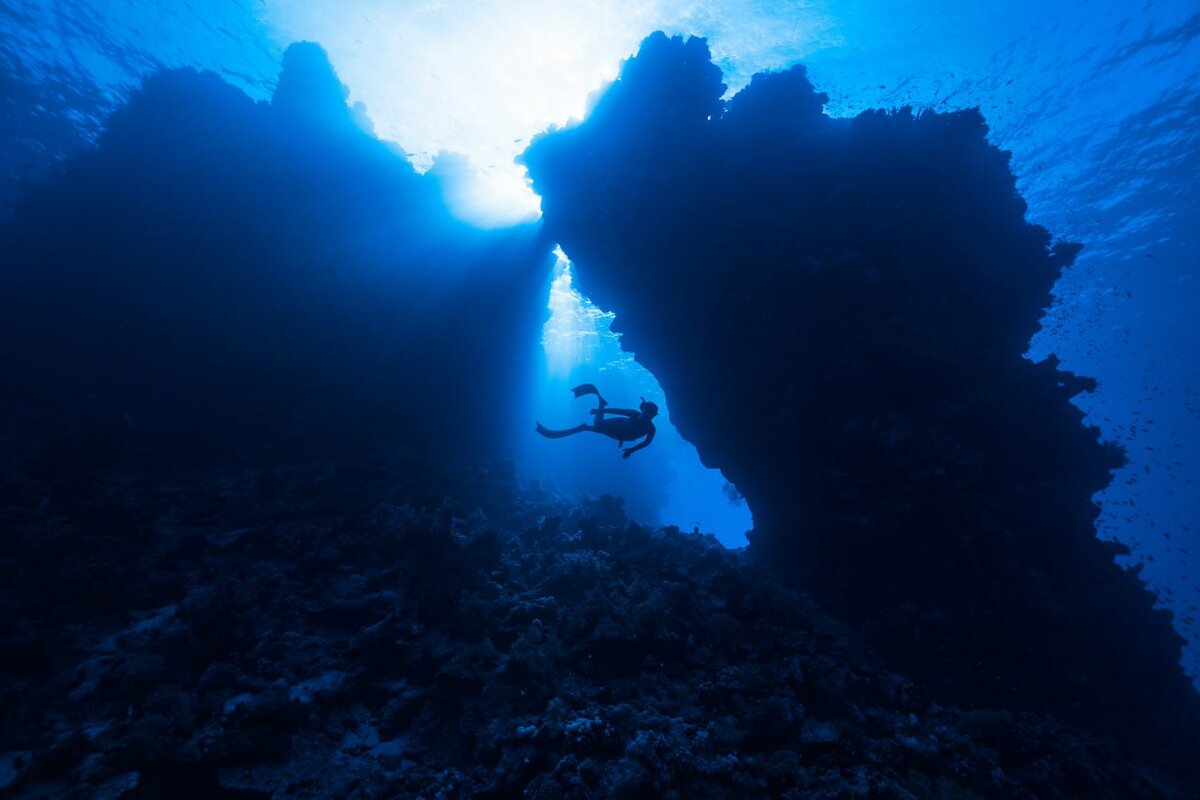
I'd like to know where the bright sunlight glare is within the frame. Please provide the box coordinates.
[542,248,632,377]
[259,0,836,226]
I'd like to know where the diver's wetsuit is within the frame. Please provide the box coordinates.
[536,385,658,458]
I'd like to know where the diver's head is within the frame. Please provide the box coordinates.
[639,399,660,420]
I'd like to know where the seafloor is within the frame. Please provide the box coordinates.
[0,448,1190,799]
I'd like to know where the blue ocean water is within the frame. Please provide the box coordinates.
[6,4,1200,796]
[2,0,1196,683]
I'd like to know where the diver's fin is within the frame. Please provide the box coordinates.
[572,383,601,399]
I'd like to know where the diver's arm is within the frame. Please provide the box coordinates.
[622,424,656,459]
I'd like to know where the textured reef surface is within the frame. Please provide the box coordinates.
[0,451,1191,799]
[525,32,1200,768]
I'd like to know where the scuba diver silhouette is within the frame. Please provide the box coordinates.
[536,384,658,459]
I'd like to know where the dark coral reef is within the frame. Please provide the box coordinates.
[524,32,1200,763]
[0,42,551,469]
[0,450,1188,799]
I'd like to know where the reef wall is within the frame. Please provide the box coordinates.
[0,43,551,470]
[524,33,1200,752]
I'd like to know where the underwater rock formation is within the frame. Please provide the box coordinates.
[524,32,1200,758]
[0,450,1189,799]
[2,30,1197,799]
[0,42,551,469]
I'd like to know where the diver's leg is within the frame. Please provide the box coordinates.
[536,422,590,439]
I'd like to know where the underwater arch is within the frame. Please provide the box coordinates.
[518,247,753,546]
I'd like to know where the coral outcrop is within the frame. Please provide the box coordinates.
[524,32,1200,758]
[0,43,551,468]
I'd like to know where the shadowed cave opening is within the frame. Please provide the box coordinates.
[517,248,753,547]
